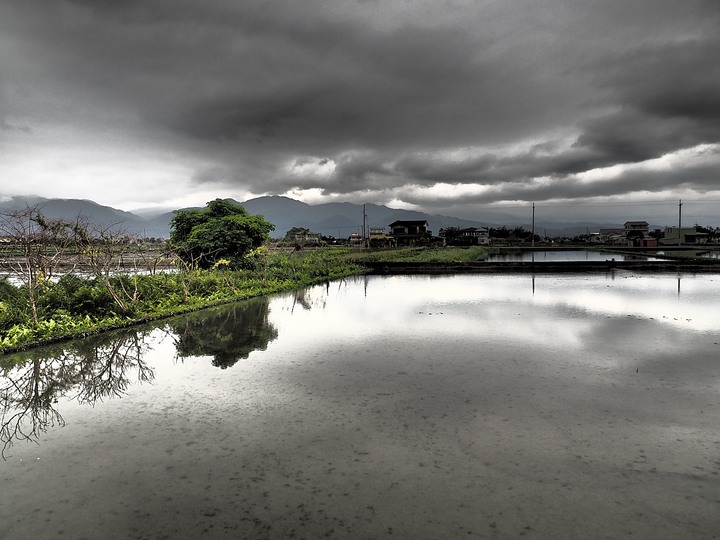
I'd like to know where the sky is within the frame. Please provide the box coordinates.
[1,0,720,224]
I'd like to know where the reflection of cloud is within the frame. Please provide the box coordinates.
[530,275,719,333]
[270,274,720,357]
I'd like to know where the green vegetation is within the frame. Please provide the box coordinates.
[345,246,497,263]
[0,250,365,354]
[0,244,502,354]
[170,199,274,269]
[1,198,500,355]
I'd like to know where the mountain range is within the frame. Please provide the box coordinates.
[0,195,630,238]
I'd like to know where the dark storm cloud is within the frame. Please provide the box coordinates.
[571,38,720,158]
[400,156,720,207]
[392,36,720,195]
[597,39,720,121]
[1,0,719,209]
[163,17,545,153]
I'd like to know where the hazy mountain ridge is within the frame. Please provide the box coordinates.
[1,194,629,238]
[0,196,172,238]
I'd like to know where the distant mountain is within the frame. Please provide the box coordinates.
[238,195,523,238]
[0,196,170,238]
[1,194,629,238]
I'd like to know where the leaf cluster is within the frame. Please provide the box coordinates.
[169,199,274,269]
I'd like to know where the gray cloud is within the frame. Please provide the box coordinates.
[1,0,719,214]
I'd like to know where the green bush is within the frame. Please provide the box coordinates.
[0,249,368,353]
[0,278,28,331]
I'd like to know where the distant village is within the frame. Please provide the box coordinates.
[290,219,719,248]
[1,208,717,250]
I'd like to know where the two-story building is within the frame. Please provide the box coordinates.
[623,220,657,247]
[388,220,431,246]
[623,221,649,235]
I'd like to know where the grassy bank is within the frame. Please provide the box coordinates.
[345,245,497,263]
[0,246,500,354]
[0,250,365,355]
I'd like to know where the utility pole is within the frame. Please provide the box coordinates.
[531,203,535,248]
[362,204,368,248]
[678,199,683,246]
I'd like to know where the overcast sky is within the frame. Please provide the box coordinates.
[1,0,719,223]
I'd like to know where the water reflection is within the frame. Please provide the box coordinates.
[485,250,663,262]
[167,296,278,368]
[1,297,279,455]
[2,273,717,458]
[1,329,154,458]
[2,273,720,538]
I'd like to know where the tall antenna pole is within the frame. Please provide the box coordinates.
[677,199,683,246]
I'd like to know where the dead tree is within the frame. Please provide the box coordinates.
[72,218,141,315]
[0,206,76,328]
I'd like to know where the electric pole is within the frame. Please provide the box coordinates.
[362,204,368,248]
[678,199,683,246]
[531,203,535,248]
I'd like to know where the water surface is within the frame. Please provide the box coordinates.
[2,273,719,539]
[484,249,662,262]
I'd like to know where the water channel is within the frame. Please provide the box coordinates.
[2,272,719,539]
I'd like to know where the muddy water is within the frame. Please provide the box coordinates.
[2,273,719,539]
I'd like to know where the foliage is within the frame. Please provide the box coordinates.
[0,249,365,354]
[283,227,311,241]
[0,279,28,332]
[0,245,511,354]
[695,225,719,242]
[0,205,77,328]
[169,299,278,369]
[169,199,274,269]
[489,226,540,244]
[438,227,462,240]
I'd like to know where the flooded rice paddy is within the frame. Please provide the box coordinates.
[1,272,720,539]
[484,249,664,262]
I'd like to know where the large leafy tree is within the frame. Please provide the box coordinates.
[170,199,274,269]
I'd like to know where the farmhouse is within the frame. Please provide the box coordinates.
[623,220,657,247]
[388,220,431,246]
[660,227,709,245]
[459,227,490,245]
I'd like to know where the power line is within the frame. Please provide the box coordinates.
[488,199,720,208]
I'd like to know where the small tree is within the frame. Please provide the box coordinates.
[439,227,462,245]
[72,218,141,315]
[169,199,274,269]
[0,206,76,328]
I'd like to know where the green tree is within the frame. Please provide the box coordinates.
[169,199,274,269]
[439,227,461,242]
[284,227,311,242]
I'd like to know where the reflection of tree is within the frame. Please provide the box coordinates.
[169,298,278,369]
[292,289,312,311]
[291,286,330,312]
[1,330,154,458]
